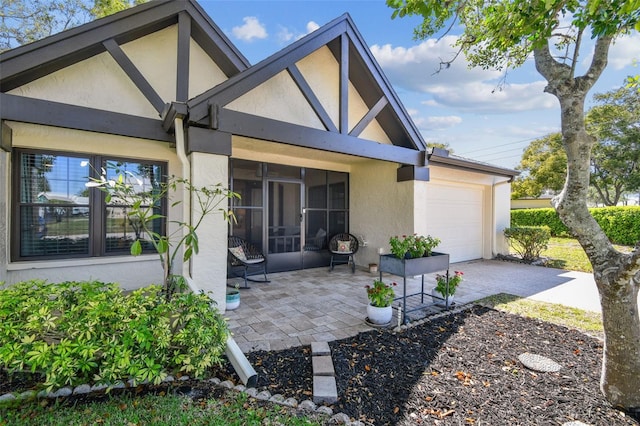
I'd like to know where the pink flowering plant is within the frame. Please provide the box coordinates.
[365,280,397,307]
[389,234,441,259]
[435,270,464,297]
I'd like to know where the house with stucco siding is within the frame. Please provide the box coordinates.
[0,0,517,311]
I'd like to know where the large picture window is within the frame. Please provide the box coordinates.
[12,149,166,261]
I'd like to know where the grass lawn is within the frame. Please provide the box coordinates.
[476,293,604,338]
[0,389,325,426]
[521,236,633,273]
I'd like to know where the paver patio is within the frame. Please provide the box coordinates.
[224,258,606,353]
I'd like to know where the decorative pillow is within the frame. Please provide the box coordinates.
[228,246,247,261]
[337,240,351,253]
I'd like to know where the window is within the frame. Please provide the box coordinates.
[12,149,166,261]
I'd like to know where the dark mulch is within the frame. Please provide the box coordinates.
[2,306,639,425]
[219,305,638,425]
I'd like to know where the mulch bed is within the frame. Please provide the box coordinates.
[219,305,638,425]
[2,305,639,425]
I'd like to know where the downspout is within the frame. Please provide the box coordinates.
[491,177,513,258]
[173,116,195,288]
[173,113,257,387]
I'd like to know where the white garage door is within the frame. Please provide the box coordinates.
[425,183,484,263]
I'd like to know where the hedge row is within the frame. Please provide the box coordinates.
[510,206,640,245]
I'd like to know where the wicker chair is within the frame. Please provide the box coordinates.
[328,233,359,273]
[228,236,269,288]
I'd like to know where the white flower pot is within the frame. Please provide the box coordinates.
[367,304,392,325]
[431,288,454,306]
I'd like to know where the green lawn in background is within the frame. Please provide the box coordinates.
[521,237,633,273]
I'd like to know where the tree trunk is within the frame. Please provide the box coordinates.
[534,41,640,413]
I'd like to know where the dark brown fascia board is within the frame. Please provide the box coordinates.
[187,0,250,74]
[188,17,351,121]
[341,22,426,151]
[1,93,173,142]
[207,108,424,165]
[0,0,248,92]
[429,154,520,179]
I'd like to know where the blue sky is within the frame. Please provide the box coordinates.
[198,0,640,170]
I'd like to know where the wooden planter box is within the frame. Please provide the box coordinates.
[379,252,449,277]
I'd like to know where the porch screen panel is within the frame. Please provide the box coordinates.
[230,159,263,248]
[17,153,90,257]
[304,169,328,251]
[328,171,349,237]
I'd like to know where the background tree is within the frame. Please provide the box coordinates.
[388,0,640,413]
[0,0,146,51]
[511,133,566,199]
[586,81,640,206]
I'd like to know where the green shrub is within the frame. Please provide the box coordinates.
[510,206,640,245]
[504,226,551,262]
[0,280,229,392]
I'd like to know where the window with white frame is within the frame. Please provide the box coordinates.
[12,149,166,261]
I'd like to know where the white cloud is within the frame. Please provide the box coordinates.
[609,32,640,70]
[423,115,463,130]
[306,21,320,33]
[277,26,294,43]
[371,36,557,114]
[232,17,268,41]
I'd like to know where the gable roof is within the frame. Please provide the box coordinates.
[186,13,427,165]
[0,0,249,93]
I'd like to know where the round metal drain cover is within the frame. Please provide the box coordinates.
[518,352,562,373]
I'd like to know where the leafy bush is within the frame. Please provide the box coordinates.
[0,280,229,392]
[504,226,551,262]
[511,206,640,245]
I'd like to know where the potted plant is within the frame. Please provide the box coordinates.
[432,270,464,306]
[226,284,241,310]
[389,234,441,259]
[365,279,397,325]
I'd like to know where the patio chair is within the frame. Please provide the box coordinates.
[228,236,270,289]
[328,233,359,273]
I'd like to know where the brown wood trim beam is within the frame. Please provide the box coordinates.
[213,108,423,165]
[349,96,388,138]
[397,165,430,182]
[187,126,231,155]
[1,93,173,142]
[176,12,191,102]
[339,33,348,134]
[287,64,338,133]
[102,38,165,114]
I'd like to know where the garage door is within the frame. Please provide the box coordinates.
[425,183,484,263]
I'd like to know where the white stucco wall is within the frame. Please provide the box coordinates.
[187,153,230,310]
[8,51,159,119]
[228,45,392,145]
[2,122,181,290]
[493,179,513,256]
[350,161,415,267]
